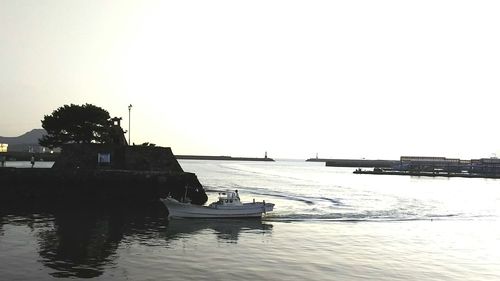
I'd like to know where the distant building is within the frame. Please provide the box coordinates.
[398,156,500,175]
[398,156,463,172]
[470,158,500,174]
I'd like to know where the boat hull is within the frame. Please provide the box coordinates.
[160,197,274,218]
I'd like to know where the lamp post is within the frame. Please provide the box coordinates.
[128,104,132,145]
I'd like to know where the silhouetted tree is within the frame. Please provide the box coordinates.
[39,104,112,148]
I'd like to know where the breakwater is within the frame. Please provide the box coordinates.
[176,155,275,162]
[353,169,500,179]
[313,158,398,168]
[350,156,500,179]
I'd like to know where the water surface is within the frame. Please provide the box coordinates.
[1,160,499,280]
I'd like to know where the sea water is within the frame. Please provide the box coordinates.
[1,160,499,280]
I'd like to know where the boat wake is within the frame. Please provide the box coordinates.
[203,185,475,223]
[204,184,344,206]
[264,212,464,223]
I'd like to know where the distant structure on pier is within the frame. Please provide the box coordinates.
[109,117,128,145]
[396,156,500,174]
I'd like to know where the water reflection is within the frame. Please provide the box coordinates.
[0,204,273,279]
[0,215,3,236]
[164,219,273,243]
[0,204,169,278]
[36,210,123,278]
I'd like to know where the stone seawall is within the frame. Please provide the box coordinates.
[0,168,207,207]
[53,144,183,172]
[1,144,208,208]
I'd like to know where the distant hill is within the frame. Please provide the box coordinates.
[0,129,47,152]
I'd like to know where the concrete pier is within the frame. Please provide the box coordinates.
[353,169,500,179]
[314,158,398,168]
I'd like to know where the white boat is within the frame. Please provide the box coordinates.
[160,190,274,219]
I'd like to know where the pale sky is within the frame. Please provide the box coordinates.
[1,0,500,159]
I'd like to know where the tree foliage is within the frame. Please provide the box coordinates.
[39,104,112,148]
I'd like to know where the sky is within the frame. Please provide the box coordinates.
[1,0,500,160]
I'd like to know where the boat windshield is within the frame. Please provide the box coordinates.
[217,190,241,204]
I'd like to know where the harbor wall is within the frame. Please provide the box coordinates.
[53,144,183,172]
[176,155,275,161]
[1,144,207,207]
[0,168,206,206]
[323,159,399,168]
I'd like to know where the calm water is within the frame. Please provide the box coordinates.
[1,160,499,280]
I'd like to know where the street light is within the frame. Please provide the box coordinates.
[128,104,132,145]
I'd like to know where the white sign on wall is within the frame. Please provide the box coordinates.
[97,153,111,164]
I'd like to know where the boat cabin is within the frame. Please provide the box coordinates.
[210,190,242,207]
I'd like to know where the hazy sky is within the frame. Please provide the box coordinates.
[1,0,499,159]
